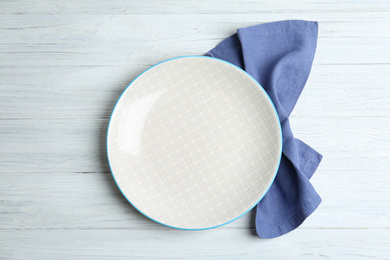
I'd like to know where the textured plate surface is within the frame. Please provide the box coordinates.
[107,56,282,230]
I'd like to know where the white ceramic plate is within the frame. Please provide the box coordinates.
[107,56,282,230]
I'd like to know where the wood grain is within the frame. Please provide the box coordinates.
[0,117,388,173]
[0,229,389,259]
[1,0,389,258]
[1,14,390,67]
[1,65,390,119]
[1,0,390,15]
[0,172,389,230]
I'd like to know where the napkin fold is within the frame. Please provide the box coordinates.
[205,20,323,238]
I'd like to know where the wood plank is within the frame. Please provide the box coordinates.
[1,0,390,15]
[0,117,388,173]
[0,171,389,230]
[0,66,142,120]
[292,64,390,118]
[1,64,389,119]
[1,15,389,68]
[0,229,389,259]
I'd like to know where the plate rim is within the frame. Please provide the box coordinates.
[106,55,283,230]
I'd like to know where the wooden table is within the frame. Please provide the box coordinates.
[1,1,389,259]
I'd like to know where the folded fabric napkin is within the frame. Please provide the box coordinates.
[205,20,323,238]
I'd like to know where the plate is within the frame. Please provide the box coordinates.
[107,56,282,230]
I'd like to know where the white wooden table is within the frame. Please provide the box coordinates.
[1,1,390,259]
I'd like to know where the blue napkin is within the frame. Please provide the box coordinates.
[205,20,323,238]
